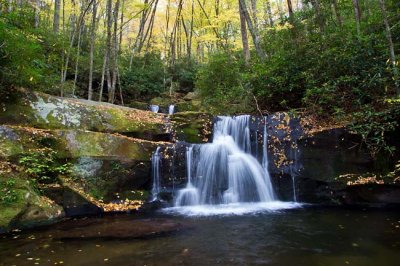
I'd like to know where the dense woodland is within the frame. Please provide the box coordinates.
[0,0,399,139]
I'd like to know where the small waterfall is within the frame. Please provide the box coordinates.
[174,116,275,207]
[151,147,161,201]
[175,146,200,206]
[289,145,299,202]
[150,105,159,113]
[262,117,269,179]
[168,105,175,115]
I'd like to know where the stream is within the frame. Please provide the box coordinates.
[0,207,399,266]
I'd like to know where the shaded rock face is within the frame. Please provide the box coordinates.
[156,113,400,207]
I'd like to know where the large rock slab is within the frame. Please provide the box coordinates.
[0,89,167,141]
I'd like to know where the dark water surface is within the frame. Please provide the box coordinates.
[0,207,399,266]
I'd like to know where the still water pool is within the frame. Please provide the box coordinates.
[0,207,399,266]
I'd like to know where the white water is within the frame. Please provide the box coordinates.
[290,146,298,202]
[171,115,298,216]
[151,147,161,201]
[164,201,302,216]
[168,105,175,115]
[150,105,159,113]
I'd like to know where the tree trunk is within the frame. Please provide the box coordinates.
[99,53,107,102]
[310,0,324,32]
[110,0,120,104]
[287,0,294,21]
[250,0,259,30]
[53,0,61,33]
[239,0,265,61]
[88,0,97,100]
[73,21,84,96]
[378,0,399,95]
[239,0,250,65]
[265,0,273,27]
[332,0,342,27]
[105,0,113,102]
[35,0,40,28]
[7,0,12,13]
[352,0,361,36]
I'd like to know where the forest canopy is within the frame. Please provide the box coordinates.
[0,0,399,117]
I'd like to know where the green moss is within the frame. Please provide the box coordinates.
[171,112,212,143]
[0,175,33,229]
[150,97,172,106]
[0,138,24,157]
[1,90,166,138]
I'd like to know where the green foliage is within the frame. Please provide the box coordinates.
[387,161,400,182]
[349,104,400,157]
[120,53,165,100]
[0,178,18,205]
[18,148,72,184]
[0,10,62,92]
[196,53,251,113]
[168,58,197,93]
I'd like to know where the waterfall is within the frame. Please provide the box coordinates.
[174,146,200,206]
[151,147,161,201]
[150,105,159,113]
[168,105,175,115]
[174,116,275,207]
[262,116,270,182]
[289,146,299,202]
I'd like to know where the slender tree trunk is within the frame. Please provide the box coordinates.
[332,0,342,27]
[188,0,194,59]
[53,0,61,33]
[109,0,120,104]
[88,0,97,100]
[239,0,250,65]
[73,21,84,96]
[310,0,324,32]
[239,0,265,61]
[144,0,159,53]
[287,0,294,21]
[105,0,113,102]
[378,0,399,95]
[7,0,12,13]
[352,0,361,36]
[250,0,259,29]
[99,53,107,102]
[34,0,40,28]
[265,0,273,27]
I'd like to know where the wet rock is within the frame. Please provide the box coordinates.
[171,112,212,143]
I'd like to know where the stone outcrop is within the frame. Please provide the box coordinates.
[0,89,171,232]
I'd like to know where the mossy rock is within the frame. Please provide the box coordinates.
[175,101,197,112]
[171,112,213,143]
[128,101,149,111]
[0,89,167,140]
[0,172,64,232]
[150,97,172,107]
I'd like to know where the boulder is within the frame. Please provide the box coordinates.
[0,89,167,141]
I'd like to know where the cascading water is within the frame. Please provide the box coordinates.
[172,115,285,212]
[164,115,301,215]
[289,145,299,202]
[262,116,270,181]
[151,147,161,201]
[168,105,175,115]
[174,146,200,206]
[150,105,159,113]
